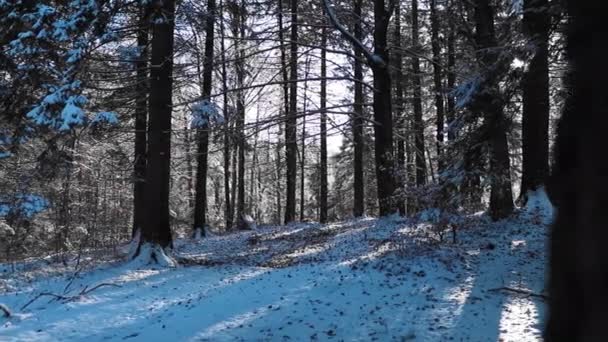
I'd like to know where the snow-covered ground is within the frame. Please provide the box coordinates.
[0,198,550,341]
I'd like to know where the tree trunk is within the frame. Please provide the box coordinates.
[371,0,396,216]
[546,2,608,340]
[520,0,550,202]
[276,0,288,224]
[234,1,246,225]
[300,58,309,222]
[412,0,426,188]
[393,2,406,216]
[446,11,456,142]
[138,0,175,257]
[284,0,298,223]
[473,0,513,220]
[133,7,149,238]
[220,0,232,230]
[193,0,216,238]
[430,0,445,172]
[352,0,365,217]
[319,10,328,223]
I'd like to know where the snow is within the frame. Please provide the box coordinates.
[0,195,48,219]
[0,222,14,236]
[0,211,549,341]
[523,187,554,224]
[190,99,223,128]
[453,76,481,109]
[129,243,177,268]
[91,111,119,125]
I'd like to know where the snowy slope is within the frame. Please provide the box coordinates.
[0,205,549,341]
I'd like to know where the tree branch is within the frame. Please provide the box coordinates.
[322,0,380,67]
[488,287,548,300]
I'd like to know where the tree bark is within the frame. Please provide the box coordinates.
[520,0,550,202]
[139,0,175,253]
[393,2,406,216]
[473,0,514,220]
[133,6,149,238]
[284,0,298,223]
[234,1,246,225]
[430,0,445,172]
[352,0,365,217]
[546,2,608,340]
[412,0,426,188]
[193,0,216,238]
[319,10,328,223]
[371,0,396,216]
[446,10,456,142]
[220,0,232,230]
[300,58,310,222]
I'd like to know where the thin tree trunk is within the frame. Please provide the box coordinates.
[520,0,550,202]
[393,2,406,216]
[184,111,194,210]
[193,0,216,238]
[138,0,175,256]
[234,1,246,225]
[319,9,328,223]
[446,10,456,142]
[352,0,365,217]
[230,138,238,226]
[133,7,149,238]
[284,0,298,223]
[412,0,426,188]
[430,0,445,172]
[300,58,310,222]
[220,0,232,231]
[276,0,288,225]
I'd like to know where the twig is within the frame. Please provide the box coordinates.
[488,287,548,300]
[79,283,121,296]
[21,283,122,311]
[20,292,71,311]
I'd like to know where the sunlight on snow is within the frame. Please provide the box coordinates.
[498,296,542,341]
[193,305,272,340]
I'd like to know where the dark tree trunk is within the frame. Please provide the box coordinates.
[300,59,309,222]
[393,2,406,216]
[412,0,426,188]
[284,0,298,223]
[276,0,288,224]
[319,11,328,223]
[138,0,175,253]
[133,7,149,238]
[352,0,365,217]
[235,1,246,225]
[371,0,396,216]
[520,0,550,202]
[546,2,608,340]
[446,13,456,142]
[473,0,513,220]
[430,0,445,172]
[220,0,232,230]
[193,0,216,238]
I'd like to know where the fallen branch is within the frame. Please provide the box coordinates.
[21,283,122,311]
[20,292,70,311]
[79,283,122,296]
[0,303,11,318]
[488,287,548,300]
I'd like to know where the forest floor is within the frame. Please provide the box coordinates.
[0,191,552,341]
